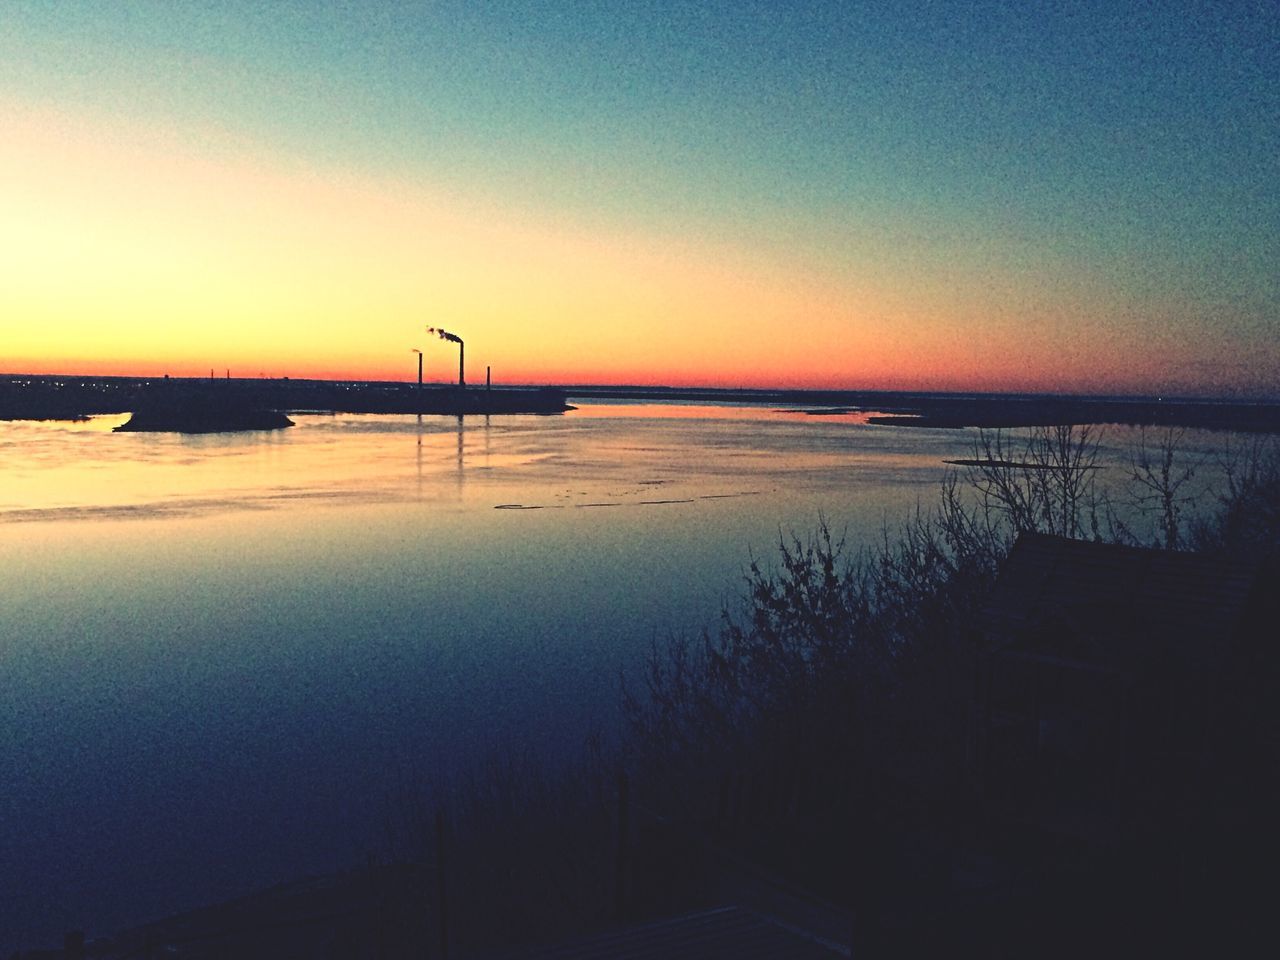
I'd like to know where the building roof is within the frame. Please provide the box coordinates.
[981,533,1265,668]
[504,906,847,960]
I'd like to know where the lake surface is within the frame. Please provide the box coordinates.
[0,401,1236,949]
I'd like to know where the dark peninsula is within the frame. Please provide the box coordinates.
[114,394,295,433]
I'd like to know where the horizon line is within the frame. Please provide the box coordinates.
[4,370,1278,407]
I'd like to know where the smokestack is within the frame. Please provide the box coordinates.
[486,365,491,391]
[426,327,465,388]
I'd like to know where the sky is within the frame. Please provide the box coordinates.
[1,1,1277,396]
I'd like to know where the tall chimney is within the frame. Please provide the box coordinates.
[418,352,423,387]
[486,365,491,391]
[459,342,465,388]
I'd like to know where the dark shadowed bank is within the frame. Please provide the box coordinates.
[14,429,1280,959]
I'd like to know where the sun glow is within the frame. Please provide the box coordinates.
[4,97,1275,397]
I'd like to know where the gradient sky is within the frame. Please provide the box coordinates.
[2,1,1277,395]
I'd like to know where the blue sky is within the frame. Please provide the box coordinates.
[3,1,1277,393]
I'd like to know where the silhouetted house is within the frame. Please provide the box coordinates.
[976,532,1274,844]
[511,906,846,959]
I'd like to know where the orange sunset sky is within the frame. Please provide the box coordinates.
[2,3,1277,396]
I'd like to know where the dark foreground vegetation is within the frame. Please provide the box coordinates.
[616,428,1279,956]
[17,429,1280,959]
[434,428,1273,958]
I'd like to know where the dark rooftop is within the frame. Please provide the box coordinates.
[499,906,847,960]
[982,532,1265,667]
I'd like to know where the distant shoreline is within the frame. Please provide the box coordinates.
[3,374,1279,433]
[0,374,571,426]
[562,385,1280,432]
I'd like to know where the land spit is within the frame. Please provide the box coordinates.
[1,375,572,431]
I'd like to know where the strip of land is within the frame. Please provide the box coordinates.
[560,385,1280,432]
[3,375,1278,433]
[943,459,1105,470]
[0,374,571,429]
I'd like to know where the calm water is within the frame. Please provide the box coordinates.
[0,401,1234,948]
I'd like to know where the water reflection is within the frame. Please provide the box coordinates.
[415,413,423,499]
[565,401,896,423]
[457,413,465,492]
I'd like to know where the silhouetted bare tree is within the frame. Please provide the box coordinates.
[1190,436,1280,561]
[960,424,1105,539]
[1124,427,1200,550]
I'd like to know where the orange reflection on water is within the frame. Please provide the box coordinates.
[0,413,481,522]
[565,402,888,424]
